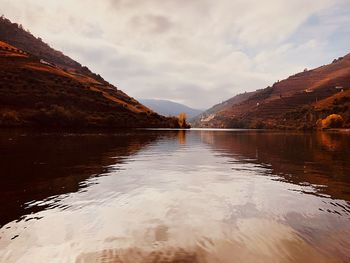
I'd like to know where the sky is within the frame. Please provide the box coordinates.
[1,0,350,109]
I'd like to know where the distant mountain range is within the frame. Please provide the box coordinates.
[139,99,202,119]
[0,16,180,128]
[192,54,350,129]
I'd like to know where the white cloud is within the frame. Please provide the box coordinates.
[0,0,349,108]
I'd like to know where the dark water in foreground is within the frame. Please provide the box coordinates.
[0,129,350,263]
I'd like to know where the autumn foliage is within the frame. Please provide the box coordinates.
[178,112,187,128]
[317,114,344,129]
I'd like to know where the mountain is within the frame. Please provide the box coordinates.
[192,54,350,129]
[139,99,202,119]
[0,16,180,128]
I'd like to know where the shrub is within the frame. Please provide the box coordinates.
[0,110,20,125]
[28,105,87,127]
[228,118,245,128]
[250,121,266,129]
[318,114,344,129]
[333,96,350,105]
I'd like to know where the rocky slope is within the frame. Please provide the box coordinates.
[0,17,179,128]
[193,54,350,129]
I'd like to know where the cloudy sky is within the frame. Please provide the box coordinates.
[1,0,350,109]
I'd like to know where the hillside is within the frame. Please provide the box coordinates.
[191,91,257,124]
[0,17,180,128]
[139,99,202,119]
[193,54,350,129]
[0,16,105,84]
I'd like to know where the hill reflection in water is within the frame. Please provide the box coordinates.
[0,130,349,263]
[200,130,350,201]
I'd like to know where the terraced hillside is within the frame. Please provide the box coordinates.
[0,18,180,128]
[190,91,256,123]
[193,54,350,129]
[0,16,105,84]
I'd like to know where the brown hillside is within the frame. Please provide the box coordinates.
[0,16,105,83]
[190,90,257,123]
[0,16,180,128]
[0,40,179,128]
[194,54,350,129]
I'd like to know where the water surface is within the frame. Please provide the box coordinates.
[0,129,350,263]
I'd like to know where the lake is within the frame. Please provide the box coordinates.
[0,129,350,263]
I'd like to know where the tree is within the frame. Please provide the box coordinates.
[178,112,187,128]
[317,114,343,129]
